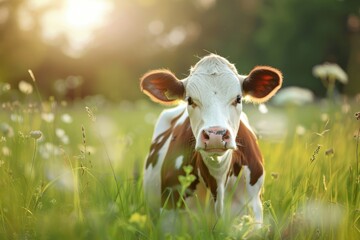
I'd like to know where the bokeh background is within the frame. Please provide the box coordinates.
[1,1,360,239]
[1,0,359,102]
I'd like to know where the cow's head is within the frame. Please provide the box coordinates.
[141,54,282,158]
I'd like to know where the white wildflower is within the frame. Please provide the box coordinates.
[18,80,33,94]
[56,128,69,144]
[61,114,73,123]
[55,128,65,138]
[45,163,73,191]
[313,63,348,84]
[295,125,306,136]
[39,142,62,159]
[2,146,11,156]
[41,113,55,123]
[272,87,314,106]
[10,114,23,123]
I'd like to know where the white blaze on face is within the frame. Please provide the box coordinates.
[183,56,242,153]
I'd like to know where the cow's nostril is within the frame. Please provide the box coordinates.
[202,130,210,141]
[222,130,231,142]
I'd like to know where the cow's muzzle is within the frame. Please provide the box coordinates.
[197,126,236,153]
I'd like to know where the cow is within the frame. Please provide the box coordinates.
[140,54,282,228]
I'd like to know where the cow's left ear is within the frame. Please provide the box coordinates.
[242,66,282,103]
[140,69,185,105]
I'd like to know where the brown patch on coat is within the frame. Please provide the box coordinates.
[230,122,264,185]
[160,117,197,208]
[145,111,184,169]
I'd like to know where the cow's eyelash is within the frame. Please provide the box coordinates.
[186,96,197,107]
[232,95,242,106]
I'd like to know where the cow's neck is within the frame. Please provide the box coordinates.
[200,150,233,216]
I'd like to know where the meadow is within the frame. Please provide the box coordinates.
[0,80,359,239]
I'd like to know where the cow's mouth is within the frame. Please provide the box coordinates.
[205,148,227,152]
[201,148,229,156]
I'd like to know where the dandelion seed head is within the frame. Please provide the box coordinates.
[18,80,33,94]
[41,112,55,123]
[2,146,11,156]
[296,125,306,136]
[30,130,43,140]
[55,128,65,138]
[56,128,70,144]
[0,123,14,137]
[10,114,23,123]
[61,113,73,123]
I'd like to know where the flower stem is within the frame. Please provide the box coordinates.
[30,139,37,179]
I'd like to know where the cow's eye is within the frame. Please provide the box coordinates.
[232,95,242,106]
[186,96,197,107]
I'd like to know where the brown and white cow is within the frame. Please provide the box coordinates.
[141,54,282,226]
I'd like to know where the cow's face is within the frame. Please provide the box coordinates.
[141,54,282,157]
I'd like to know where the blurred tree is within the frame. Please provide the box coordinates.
[345,14,360,95]
[0,0,359,101]
[255,0,359,96]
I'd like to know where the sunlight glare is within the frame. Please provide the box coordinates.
[40,0,113,57]
[63,0,110,30]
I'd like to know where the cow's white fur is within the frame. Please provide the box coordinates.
[174,155,184,170]
[183,56,243,154]
[150,104,185,142]
[180,56,246,217]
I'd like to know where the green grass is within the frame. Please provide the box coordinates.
[0,86,359,239]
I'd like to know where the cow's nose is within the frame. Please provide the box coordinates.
[201,126,232,150]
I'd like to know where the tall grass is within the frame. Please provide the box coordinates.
[0,79,359,239]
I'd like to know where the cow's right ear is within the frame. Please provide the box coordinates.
[140,69,185,105]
